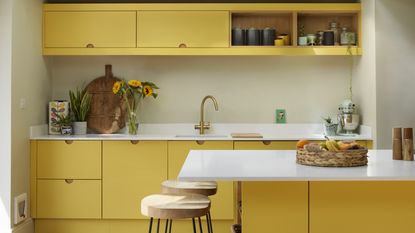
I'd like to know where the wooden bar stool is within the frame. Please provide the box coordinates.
[141,193,211,233]
[161,180,217,233]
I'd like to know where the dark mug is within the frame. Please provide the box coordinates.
[323,31,335,46]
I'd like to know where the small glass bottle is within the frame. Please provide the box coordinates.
[329,22,339,45]
[340,27,349,45]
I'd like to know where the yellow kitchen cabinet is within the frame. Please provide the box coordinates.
[44,11,136,48]
[37,140,101,179]
[137,11,229,48]
[37,180,101,219]
[242,181,309,233]
[103,141,168,219]
[310,181,415,233]
[234,140,298,150]
[168,141,234,220]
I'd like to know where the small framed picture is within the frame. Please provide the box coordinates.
[276,109,286,124]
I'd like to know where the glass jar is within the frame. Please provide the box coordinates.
[329,22,339,45]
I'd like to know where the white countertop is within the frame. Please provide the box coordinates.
[178,150,415,181]
[30,123,372,141]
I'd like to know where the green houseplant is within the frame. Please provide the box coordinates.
[56,113,72,135]
[69,87,92,135]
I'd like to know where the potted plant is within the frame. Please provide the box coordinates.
[69,87,92,135]
[322,116,338,136]
[298,24,308,46]
[112,79,159,135]
[56,114,72,135]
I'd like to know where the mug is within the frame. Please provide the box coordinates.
[274,38,284,46]
[278,34,290,45]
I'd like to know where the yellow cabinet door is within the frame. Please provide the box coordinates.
[37,140,101,179]
[103,141,168,219]
[310,181,415,233]
[234,141,298,150]
[37,180,101,219]
[168,141,234,220]
[44,11,136,48]
[137,11,230,48]
[242,182,309,233]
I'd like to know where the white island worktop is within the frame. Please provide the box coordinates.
[178,150,415,181]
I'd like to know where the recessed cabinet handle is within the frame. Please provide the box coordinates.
[196,140,205,145]
[178,43,187,48]
[65,179,74,184]
[262,140,271,145]
[86,43,95,48]
[130,140,139,145]
[65,140,73,145]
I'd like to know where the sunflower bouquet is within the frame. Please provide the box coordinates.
[112,79,159,135]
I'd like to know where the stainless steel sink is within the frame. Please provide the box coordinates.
[175,134,228,138]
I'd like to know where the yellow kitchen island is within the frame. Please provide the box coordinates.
[178,150,415,233]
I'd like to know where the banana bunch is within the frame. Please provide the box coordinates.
[325,139,340,152]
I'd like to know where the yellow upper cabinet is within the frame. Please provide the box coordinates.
[43,11,136,48]
[137,11,230,48]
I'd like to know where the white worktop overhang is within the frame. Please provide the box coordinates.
[178,150,415,181]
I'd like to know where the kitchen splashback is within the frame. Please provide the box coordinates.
[49,56,351,123]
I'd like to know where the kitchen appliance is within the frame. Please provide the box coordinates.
[337,99,360,135]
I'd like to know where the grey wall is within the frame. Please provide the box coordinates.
[376,0,415,148]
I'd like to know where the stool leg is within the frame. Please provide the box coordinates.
[157,219,160,233]
[164,219,169,233]
[198,217,203,233]
[192,218,197,233]
[169,220,173,233]
[208,211,213,233]
[206,214,211,233]
[148,217,154,233]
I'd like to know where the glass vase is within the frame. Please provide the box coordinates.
[127,111,138,135]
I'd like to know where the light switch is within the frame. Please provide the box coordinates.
[19,98,26,109]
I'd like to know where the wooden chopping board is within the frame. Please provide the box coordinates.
[86,65,127,134]
[231,133,263,138]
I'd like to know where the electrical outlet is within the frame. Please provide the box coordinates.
[14,193,27,225]
[276,109,286,124]
[19,98,26,109]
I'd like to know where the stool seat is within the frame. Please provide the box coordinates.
[161,180,218,196]
[141,193,211,219]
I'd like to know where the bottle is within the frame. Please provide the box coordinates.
[329,22,339,45]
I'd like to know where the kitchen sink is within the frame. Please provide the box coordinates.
[175,134,229,138]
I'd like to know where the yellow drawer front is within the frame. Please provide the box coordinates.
[242,181,309,233]
[234,141,298,150]
[37,180,101,219]
[103,141,168,219]
[310,181,415,233]
[44,11,136,48]
[168,141,234,220]
[137,11,229,48]
[37,141,101,179]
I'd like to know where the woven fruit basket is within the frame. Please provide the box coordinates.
[296,148,368,167]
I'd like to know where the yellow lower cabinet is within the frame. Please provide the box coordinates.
[37,180,101,219]
[103,141,168,219]
[234,140,298,150]
[310,181,415,233]
[242,181,309,233]
[168,141,234,223]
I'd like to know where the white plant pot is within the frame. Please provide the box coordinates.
[73,121,87,135]
[298,36,308,46]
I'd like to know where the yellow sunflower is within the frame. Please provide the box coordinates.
[128,79,142,88]
[143,85,153,97]
[112,81,121,94]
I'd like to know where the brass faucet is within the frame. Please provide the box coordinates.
[195,95,219,134]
